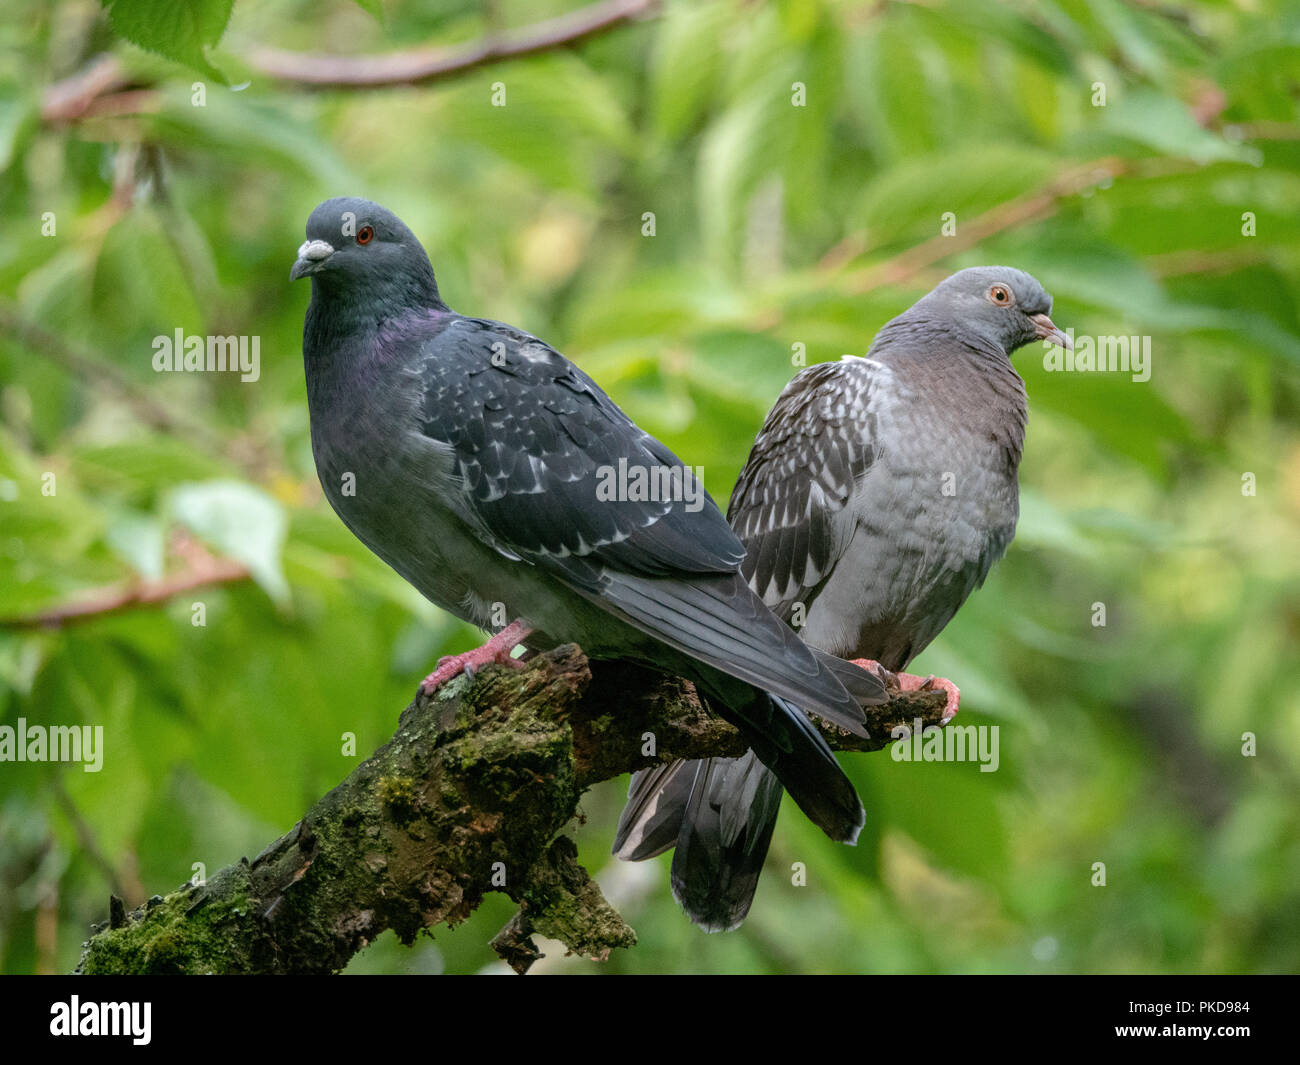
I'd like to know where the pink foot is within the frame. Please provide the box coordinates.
[853,659,961,724]
[420,620,533,695]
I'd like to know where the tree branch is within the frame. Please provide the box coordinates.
[41,0,660,124]
[825,158,1131,293]
[0,302,233,457]
[246,0,660,89]
[76,645,946,975]
[51,776,146,906]
[0,558,250,631]
[815,155,1207,302]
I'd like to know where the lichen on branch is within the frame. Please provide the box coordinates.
[77,645,946,975]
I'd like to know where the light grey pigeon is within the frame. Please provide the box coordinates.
[291,197,888,854]
[613,266,1071,931]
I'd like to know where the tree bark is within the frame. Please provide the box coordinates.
[76,646,946,975]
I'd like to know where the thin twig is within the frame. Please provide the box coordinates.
[0,557,250,630]
[50,777,145,906]
[248,0,658,88]
[833,158,1130,294]
[40,0,660,124]
[40,53,131,123]
[0,302,232,457]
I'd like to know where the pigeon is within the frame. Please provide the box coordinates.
[291,197,887,851]
[613,266,1071,931]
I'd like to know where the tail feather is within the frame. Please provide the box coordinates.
[614,693,863,932]
[613,762,692,861]
[811,647,887,709]
[758,693,862,844]
[670,754,782,932]
[585,572,875,736]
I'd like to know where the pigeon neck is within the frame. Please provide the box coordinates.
[875,312,1020,368]
[309,258,444,312]
[302,295,454,411]
[869,313,1027,425]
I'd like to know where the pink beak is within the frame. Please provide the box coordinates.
[1030,313,1072,350]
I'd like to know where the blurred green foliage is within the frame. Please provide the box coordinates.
[1,0,1298,975]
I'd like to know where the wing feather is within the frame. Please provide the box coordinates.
[727,358,884,619]
[417,316,744,577]
[412,317,881,730]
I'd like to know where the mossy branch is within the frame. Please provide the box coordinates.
[76,646,946,975]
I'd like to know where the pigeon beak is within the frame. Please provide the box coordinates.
[290,239,335,281]
[1030,312,1072,350]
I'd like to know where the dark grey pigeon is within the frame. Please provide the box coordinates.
[614,266,1071,931]
[292,197,887,852]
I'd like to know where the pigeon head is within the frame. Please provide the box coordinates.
[291,196,442,308]
[916,266,1071,354]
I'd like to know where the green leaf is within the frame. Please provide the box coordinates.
[166,481,289,606]
[102,0,234,83]
[682,330,801,409]
[857,747,1011,883]
[105,511,166,580]
[697,78,797,264]
[0,94,33,175]
[92,207,205,346]
[853,144,1058,249]
[149,88,354,188]
[650,1,729,141]
[1100,90,1257,165]
[1014,488,1100,560]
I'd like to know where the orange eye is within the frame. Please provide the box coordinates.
[356,225,374,246]
[989,284,1013,305]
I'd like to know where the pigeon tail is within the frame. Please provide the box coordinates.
[588,572,880,736]
[614,753,781,932]
[670,752,783,932]
[744,691,863,844]
[614,693,863,931]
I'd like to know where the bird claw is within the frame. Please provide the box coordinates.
[865,661,898,688]
[420,620,533,695]
[852,659,961,723]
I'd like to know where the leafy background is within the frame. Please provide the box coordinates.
[1,0,1298,974]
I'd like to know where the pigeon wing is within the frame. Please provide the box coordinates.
[412,317,875,731]
[413,315,742,578]
[727,358,883,620]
